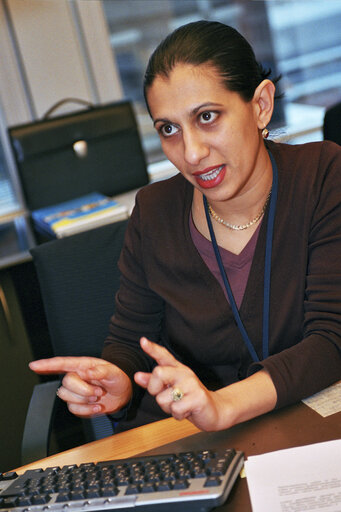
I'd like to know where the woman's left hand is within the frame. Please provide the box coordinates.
[134,337,229,431]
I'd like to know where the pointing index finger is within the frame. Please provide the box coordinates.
[140,337,179,367]
[29,356,102,375]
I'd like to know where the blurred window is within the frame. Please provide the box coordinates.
[2,0,341,220]
[102,0,341,160]
[0,112,21,220]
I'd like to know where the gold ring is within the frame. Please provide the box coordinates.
[171,387,184,402]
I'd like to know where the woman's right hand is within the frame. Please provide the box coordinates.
[29,357,133,418]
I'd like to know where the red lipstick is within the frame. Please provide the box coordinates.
[193,165,226,189]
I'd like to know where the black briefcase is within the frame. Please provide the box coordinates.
[8,99,149,211]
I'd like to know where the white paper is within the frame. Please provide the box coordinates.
[302,381,341,417]
[245,439,341,512]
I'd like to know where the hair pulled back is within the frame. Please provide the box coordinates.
[144,20,271,106]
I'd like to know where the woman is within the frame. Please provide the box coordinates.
[30,21,341,433]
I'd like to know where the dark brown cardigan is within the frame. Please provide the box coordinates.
[103,140,341,431]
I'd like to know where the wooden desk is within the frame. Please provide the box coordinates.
[14,402,341,511]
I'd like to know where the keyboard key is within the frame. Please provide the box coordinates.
[79,463,95,471]
[115,475,130,486]
[156,481,173,491]
[179,452,195,462]
[0,476,31,497]
[102,489,118,498]
[55,492,70,503]
[56,484,72,493]
[0,472,18,481]
[140,482,156,493]
[16,496,32,507]
[71,484,86,493]
[172,479,189,490]
[101,486,118,498]
[191,463,207,478]
[85,489,101,499]
[210,460,228,475]
[40,485,58,494]
[0,485,26,498]
[199,450,215,461]
[69,490,86,500]
[125,484,141,495]
[162,471,176,482]
[31,494,50,505]
[204,476,222,487]
[2,497,18,508]
[87,482,101,491]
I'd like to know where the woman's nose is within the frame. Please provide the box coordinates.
[183,129,209,165]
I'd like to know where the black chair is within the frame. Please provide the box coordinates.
[22,219,128,465]
[323,101,341,146]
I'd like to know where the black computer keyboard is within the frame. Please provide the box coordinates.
[0,448,243,512]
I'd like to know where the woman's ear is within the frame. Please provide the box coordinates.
[252,79,276,129]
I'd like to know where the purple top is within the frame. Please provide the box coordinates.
[189,213,261,309]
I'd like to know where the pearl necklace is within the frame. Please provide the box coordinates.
[208,189,272,231]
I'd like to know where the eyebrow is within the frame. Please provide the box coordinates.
[153,102,223,127]
[191,102,223,115]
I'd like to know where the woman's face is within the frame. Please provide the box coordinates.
[147,63,270,203]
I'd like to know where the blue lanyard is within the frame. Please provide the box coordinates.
[203,152,278,362]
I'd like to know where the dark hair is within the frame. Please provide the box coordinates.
[144,20,275,108]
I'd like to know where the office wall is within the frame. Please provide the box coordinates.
[0,3,30,125]
[0,0,123,126]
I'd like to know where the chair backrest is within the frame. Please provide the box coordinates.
[323,101,341,146]
[29,219,129,443]
[30,219,128,358]
[8,100,149,211]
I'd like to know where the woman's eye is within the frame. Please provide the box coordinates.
[160,124,178,137]
[200,111,218,124]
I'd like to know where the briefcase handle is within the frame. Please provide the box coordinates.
[42,98,93,119]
